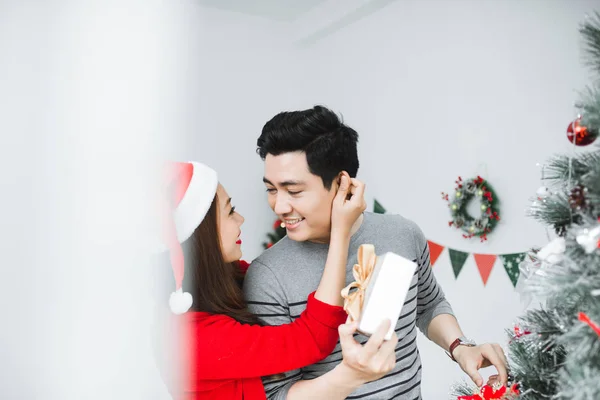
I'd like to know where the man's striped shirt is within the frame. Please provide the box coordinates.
[244,212,454,399]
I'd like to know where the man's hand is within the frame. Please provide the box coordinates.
[452,343,508,387]
[337,319,398,384]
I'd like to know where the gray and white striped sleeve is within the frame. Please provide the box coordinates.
[411,223,455,338]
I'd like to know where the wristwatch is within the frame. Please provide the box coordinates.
[447,336,476,362]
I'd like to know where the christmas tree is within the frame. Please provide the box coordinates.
[451,12,600,400]
[262,218,286,249]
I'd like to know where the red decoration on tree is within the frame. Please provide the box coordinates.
[457,383,519,400]
[509,325,532,344]
[578,312,600,337]
[513,325,532,339]
[596,217,600,252]
[567,117,598,146]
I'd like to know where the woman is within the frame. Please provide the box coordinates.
[155,161,394,399]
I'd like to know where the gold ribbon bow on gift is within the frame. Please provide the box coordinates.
[341,244,377,322]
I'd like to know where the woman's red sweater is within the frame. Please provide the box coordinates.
[167,260,347,399]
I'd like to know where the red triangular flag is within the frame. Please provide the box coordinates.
[473,254,497,285]
[427,240,445,267]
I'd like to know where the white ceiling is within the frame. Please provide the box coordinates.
[195,0,400,46]
[195,0,328,22]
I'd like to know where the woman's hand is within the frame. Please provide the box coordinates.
[331,172,366,237]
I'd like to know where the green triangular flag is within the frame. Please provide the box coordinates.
[500,253,525,288]
[448,248,469,278]
[373,199,386,214]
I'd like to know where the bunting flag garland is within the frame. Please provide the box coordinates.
[373,199,527,288]
[425,240,526,288]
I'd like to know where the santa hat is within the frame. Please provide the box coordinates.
[161,161,218,315]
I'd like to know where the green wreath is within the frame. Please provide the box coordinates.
[441,176,500,242]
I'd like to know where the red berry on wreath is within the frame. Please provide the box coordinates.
[567,117,597,146]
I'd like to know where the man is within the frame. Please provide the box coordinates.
[244,105,508,399]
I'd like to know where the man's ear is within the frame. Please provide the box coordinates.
[335,171,347,191]
[335,171,352,200]
[335,172,343,187]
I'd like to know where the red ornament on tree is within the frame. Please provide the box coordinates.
[457,383,520,400]
[578,312,600,337]
[567,117,597,146]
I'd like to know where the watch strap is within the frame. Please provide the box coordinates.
[447,337,475,362]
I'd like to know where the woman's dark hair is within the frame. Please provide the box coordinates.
[256,105,360,190]
[179,194,261,325]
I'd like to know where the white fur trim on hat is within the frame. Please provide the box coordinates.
[173,162,218,243]
[155,161,218,254]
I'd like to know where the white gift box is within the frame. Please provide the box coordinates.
[357,252,418,340]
